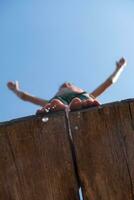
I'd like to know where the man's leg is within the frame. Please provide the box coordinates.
[69,98,82,110]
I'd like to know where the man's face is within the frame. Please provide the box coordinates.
[58,82,84,93]
[59,82,73,90]
[55,83,74,96]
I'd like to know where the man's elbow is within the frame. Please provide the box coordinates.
[110,77,117,84]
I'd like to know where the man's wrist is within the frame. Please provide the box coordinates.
[16,90,23,98]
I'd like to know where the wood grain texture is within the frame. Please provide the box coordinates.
[0,113,79,200]
[117,101,134,196]
[1,99,134,200]
[0,126,23,200]
[70,105,133,200]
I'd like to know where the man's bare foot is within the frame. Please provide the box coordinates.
[50,99,67,111]
[82,99,94,108]
[82,99,100,108]
[36,103,51,115]
[36,99,67,115]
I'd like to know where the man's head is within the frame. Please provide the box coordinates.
[58,82,84,93]
[59,82,73,90]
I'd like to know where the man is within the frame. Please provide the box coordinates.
[7,57,127,114]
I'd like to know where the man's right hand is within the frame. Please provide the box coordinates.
[7,81,20,92]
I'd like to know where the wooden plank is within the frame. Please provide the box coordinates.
[0,126,23,200]
[117,101,134,196]
[70,105,133,200]
[0,113,79,200]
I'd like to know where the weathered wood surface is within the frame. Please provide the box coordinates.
[70,100,134,200]
[117,101,134,196]
[1,99,134,200]
[0,113,79,200]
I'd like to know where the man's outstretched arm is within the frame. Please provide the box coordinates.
[90,57,127,98]
[7,81,48,107]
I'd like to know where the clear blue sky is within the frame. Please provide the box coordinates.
[1,0,134,122]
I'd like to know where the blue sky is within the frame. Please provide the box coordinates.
[1,0,134,122]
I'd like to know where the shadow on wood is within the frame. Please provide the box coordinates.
[0,99,134,200]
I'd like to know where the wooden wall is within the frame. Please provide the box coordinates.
[0,99,134,200]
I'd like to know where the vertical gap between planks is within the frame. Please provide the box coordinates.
[65,110,84,200]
